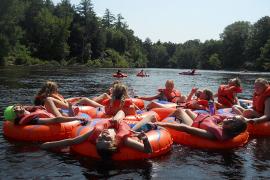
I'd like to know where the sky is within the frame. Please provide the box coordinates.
[52,0,270,43]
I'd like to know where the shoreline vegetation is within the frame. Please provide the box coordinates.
[1,0,270,71]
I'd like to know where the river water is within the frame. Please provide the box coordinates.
[0,66,270,179]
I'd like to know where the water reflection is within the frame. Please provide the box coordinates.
[253,138,270,178]
[78,158,153,179]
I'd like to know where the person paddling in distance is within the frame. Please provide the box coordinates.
[41,110,155,159]
[3,104,87,125]
[232,78,270,124]
[155,108,247,141]
[138,69,145,76]
[34,81,103,116]
[137,69,148,76]
[116,69,122,75]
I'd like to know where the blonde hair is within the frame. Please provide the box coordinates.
[165,80,174,86]
[110,83,128,107]
[37,81,59,97]
[255,78,269,86]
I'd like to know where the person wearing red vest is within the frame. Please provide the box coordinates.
[41,110,154,159]
[34,81,103,116]
[233,78,270,124]
[155,108,247,141]
[138,80,186,110]
[138,80,184,103]
[185,87,214,110]
[3,104,86,125]
[215,78,242,108]
[103,83,139,116]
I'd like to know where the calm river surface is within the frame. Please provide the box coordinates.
[0,66,270,179]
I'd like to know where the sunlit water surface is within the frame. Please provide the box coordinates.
[0,66,270,179]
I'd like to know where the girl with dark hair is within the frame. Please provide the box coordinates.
[155,108,247,141]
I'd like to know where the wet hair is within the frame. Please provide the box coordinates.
[223,117,247,139]
[229,77,241,87]
[96,142,117,160]
[202,89,213,101]
[255,78,269,86]
[96,148,117,160]
[34,81,59,105]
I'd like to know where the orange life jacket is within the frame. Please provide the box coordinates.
[88,119,131,146]
[19,109,55,125]
[217,85,242,107]
[253,86,270,115]
[103,98,134,115]
[185,99,209,110]
[158,89,181,103]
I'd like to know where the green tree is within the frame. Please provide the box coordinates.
[115,14,124,29]
[32,8,71,61]
[221,21,251,69]
[199,39,222,69]
[246,16,270,69]
[0,0,27,64]
[102,9,115,28]
[256,38,270,70]
[172,40,201,68]
[208,53,221,69]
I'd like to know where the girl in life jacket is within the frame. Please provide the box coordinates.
[138,80,185,103]
[102,83,139,116]
[184,88,214,110]
[215,77,242,108]
[92,80,121,104]
[3,104,87,126]
[233,78,270,124]
[41,110,155,159]
[138,80,186,110]
[34,81,103,116]
[155,108,247,141]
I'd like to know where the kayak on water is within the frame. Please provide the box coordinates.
[113,73,128,78]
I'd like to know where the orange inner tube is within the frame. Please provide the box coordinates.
[3,120,81,142]
[162,117,249,150]
[247,122,270,137]
[70,120,173,160]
